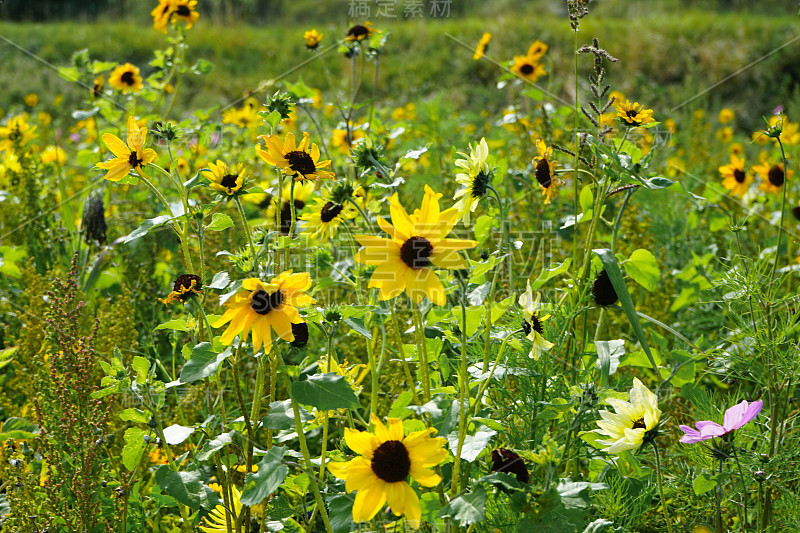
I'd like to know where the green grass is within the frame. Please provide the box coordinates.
[0,9,798,129]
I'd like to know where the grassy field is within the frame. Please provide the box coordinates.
[1,7,798,129]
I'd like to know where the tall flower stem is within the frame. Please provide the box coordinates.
[653,443,675,533]
[412,304,431,403]
[234,195,257,271]
[483,187,507,372]
[732,446,750,530]
[571,25,580,280]
[768,137,789,295]
[451,276,470,497]
[138,171,195,274]
[390,306,420,406]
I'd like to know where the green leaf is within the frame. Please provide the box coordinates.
[240,446,289,506]
[593,249,659,378]
[264,400,311,431]
[438,486,486,527]
[468,283,491,306]
[473,215,494,244]
[594,339,624,385]
[207,271,230,290]
[119,408,149,424]
[579,184,594,212]
[419,492,443,527]
[122,215,172,244]
[154,319,189,332]
[178,343,231,384]
[478,472,526,492]
[132,356,150,385]
[191,59,214,75]
[327,494,356,533]
[205,213,234,231]
[154,464,220,510]
[0,346,18,370]
[624,249,659,292]
[196,431,235,461]
[0,418,38,440]
[491,295,515,323]
[532,259,571,290]
[163,424,195,445]
[451,306,483,338]
[291,373,360,411]
[693,473,717,495]
[447,427,496,463]
[122,427,147,470]
[468,255,501,284]
[343,317,372,339]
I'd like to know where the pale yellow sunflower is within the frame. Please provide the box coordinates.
[97,116,157,182]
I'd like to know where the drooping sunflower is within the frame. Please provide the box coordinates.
[511,55,547,83]
[151,0,174,32]
[212,271,314,354]
[473,32,492,60]
[0,115,38,153]
[108,63,143,93]
[719,154,752,198]
[615,99,654,127]
[518,282,554,360]
[328,415,448,527]
[256,131,334,184]
[301,198,357,240]
[203,160,247,196]
[453,137,493,225]
[304,28,323,49]
[595,378,661,454]
[159,274,202,305]
[345,21,373,42]
[97,116,157,182]
[753,160,792,195]
[354,185,478,306]
[532,139,560,204]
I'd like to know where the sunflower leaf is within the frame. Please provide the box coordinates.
[291,373,360,411]
[438,486,486,527]
[121,427,147,471]
[177,343,232,384]
[154,464,220,510]
[205,213,234,231]
[624,249,660,292]
[240,446,289,506]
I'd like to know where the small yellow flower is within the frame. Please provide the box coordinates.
[353,185,478,306]
[615,99,654,127]
[108,63,143,94]
[203,160,247,196]
[212,271,315,354]
[41,145,66,166]
[300,198,357,240]
[0,115,38,153]
[328,415,448,528]
[304,28,323,49]
[453,138,492,225]
[716,127,733,144]
[718,108,735,124]
[511,55,546,83]
[719,154,752,198]
[346,21,373,42]
[752,160,792,195]
[595,378,661,454]
[24,93,38,107]
[532,139,560,205]
[256,131,334,184]
[525,40,548,61]
[518,282,554,360]
[221,104,261,129]
[473,32,491,60]
[96,116,157,182]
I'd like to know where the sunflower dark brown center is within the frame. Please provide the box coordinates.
[626,109,639,119]
[535,157,552,188]
[320,201,344,223]
[286,150,316,175]
[792,206,800,221]
[733,168,746,183]
[371,440,410,483]
[128,150,144,169]
[400,236,434,269]
[632,418,646,430]
[176,4,191,16]
[768,165,785,187]
[471,170,491,199]
[9,129,21,141]
[520,63,534,75]
[531,314,543,334]
[348,25,370,40]
[174,274,201,293]
[220,174,239,190]
[120,71,136,86]
[592,270,619,307]
[250,288,284,315]
[291,322,309,347]
[490,448,530,484]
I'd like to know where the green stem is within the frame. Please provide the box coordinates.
[234,195,257,272]
[451,278,470,497]
[732,446,750,531]
[768,138,789,296]
[390,307,420,406]
[653,443,675,533]
[412,304,431,403]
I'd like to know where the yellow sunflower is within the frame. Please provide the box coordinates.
[97,116,157,182]
[594,378,661,454]
[615,99,654,127]
[718,108,735,124]
[108,63,143,94]
[300,198,357,240]
[212,271,315,354]
[345,22,373,42]
[525,40,548,61]
[328,415,448,528]
[171,0,199,29]
[91,75,104,98]
[151,0,173,32]
[532,139,561,204]
[719,154,752,198]
[511,55,546,83]
[473,32,491,60]
[753,161,792,195]
[0,115,38,153]
[354,185,478,306]
[159,274,202,305]
[256,131,334,183]
[203,160,247,195]
[453,137,492,225]
[222,104,261,129]
[304,28,323,49]
[518,282,554,360]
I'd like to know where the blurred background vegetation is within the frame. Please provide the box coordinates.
[0,0,798,130]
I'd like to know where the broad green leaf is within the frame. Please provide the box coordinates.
[490,295,515,323]
[196,431,235,461]
[624,249,659,292]
[473,215,494,244]
[438,486,486,527]
[478,472,526,492]
[419,492,443,528]
[178,343,231,384]
[163,424,195,446]
[154,464,220,510]
[451,306,484,338]
[0,346,18,370]
[447,427,496,463]
[240,446,289,506]
[122,215,172,244]
[579,184,594,212]
[154,319,190,332]
[532,259,571,290]
[205,213,234,231]
[122,427,147,470]
[327,494,356,533]
[593,249,660,379]
[291,373,360,411]
[264,399,311,431]
[343,317,372,339]
[119,408,149,424]
[191,59,214,75]
[693,473,717,495]
[0,418,38,440]
[132,356,150,385]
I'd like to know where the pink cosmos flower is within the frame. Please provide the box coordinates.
[679,399,762,444]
